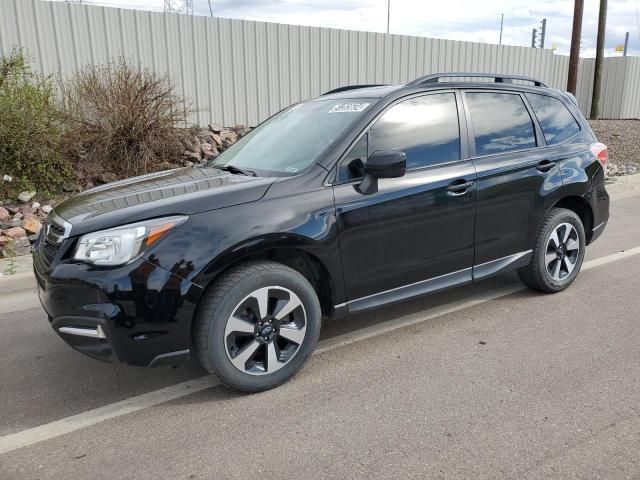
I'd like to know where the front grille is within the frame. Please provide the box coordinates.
[35,216,68,271]
[43,242,60,264]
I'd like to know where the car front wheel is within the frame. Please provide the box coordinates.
[193,261,322,392]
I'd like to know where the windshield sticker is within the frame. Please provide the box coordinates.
[328,103,370,113]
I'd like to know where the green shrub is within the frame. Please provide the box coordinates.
[0,50,71,199]
[62,58,188,179]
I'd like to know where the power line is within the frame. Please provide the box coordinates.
[164,0,193,15]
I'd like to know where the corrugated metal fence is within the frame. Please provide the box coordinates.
[1,0,639,125]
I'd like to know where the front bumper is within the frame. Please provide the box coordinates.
[34,243,204,367]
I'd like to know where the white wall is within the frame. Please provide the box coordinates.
[1,0,638,124]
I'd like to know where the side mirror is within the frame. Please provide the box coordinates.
[356,150,406,195]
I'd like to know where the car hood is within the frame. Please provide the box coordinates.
[54,167,277,236]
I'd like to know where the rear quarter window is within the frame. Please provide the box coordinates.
[525,93,581,145]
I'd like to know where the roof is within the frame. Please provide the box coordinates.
[319,73,552,101]
[318,85,404,100]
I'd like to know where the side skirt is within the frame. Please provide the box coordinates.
[339,268,473,314]
[332,250,532,317]
[472,250,532,281]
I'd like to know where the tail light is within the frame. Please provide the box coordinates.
[590,142,608,167]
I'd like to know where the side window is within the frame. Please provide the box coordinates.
[466,92,537,156]
[526,93,581,145]
[369,93,461,170]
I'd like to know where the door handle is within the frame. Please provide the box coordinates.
[536,160,557,173]
[447,179,475,195]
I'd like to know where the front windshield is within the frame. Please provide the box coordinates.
[211,98,374,175]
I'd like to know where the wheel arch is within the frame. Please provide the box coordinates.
[548,195,594,244]
[192,235,340,317]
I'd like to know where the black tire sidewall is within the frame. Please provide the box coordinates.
[204,266,321,392]
[535,210,586,292]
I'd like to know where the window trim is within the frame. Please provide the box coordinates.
[462,89,542,160]
[524,91,583,147]
[328,90,466,186]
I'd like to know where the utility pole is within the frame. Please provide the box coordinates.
[208,0,214,17]
[499,13,504,45]
[386,0,390,34]
[567,0,584,95]
[540,18,547,48]
[591,0,607,119]
[531,28,538,48]
[623,31,629,56]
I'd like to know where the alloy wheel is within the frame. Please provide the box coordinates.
[224,286,307,375]
[545,222,580,281]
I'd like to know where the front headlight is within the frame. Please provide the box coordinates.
[73,216,187,266]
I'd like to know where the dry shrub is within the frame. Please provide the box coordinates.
[62,58,188,179]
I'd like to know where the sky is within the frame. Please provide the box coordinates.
[59,0,640,57]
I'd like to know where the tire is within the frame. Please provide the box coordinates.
[193,261,322,392]
[518,207,586,293]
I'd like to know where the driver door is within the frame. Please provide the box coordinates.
[332,92,477,311]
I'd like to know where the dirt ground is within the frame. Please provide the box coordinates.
[589,120,640,176]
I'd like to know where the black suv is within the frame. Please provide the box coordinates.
[34,73,610,392]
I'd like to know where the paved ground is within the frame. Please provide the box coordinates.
[1,183,640,479]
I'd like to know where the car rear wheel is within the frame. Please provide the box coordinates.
[193,261,321,392]
[518,207,586,293]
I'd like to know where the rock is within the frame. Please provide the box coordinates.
[231,124,251,136]
[607,165,619,176]
[2,236,31,256]
[28,233,39,243]
[97,173,118,184]
[210,133,222,146]
[5,226,27,239]
[41,205,53,215]
[2,174,12,182]
[62,182,75,192]
[203,150,219,160]
[208,123,222,133]
[20,206,35,216]
[220,130,238,146]
[31,202,41,210]
[158,161,181,170]
[13,212,23,220]
[22,215,42,235]
[18,191,36,203]
[183,160,195,167]
[0,235,10,247]
[0,207,9,222]
[201,142,213,152]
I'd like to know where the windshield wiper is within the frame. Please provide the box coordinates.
[213,165,257,177]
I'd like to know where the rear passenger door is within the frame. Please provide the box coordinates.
[463,90,564,279]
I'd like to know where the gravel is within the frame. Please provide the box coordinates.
[589,120,640,177]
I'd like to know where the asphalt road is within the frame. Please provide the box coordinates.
[1,185,640,479]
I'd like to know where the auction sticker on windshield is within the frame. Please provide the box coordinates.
[328,103,370,113]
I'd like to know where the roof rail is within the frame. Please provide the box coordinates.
[323,84,387,95]
[407,73,548,88]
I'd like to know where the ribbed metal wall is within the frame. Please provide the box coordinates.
[1,0,638,124]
